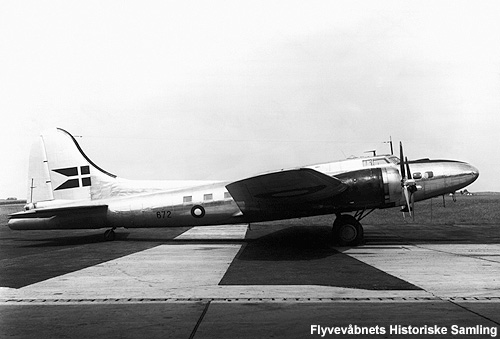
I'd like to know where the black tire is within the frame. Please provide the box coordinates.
[332,215,364,246]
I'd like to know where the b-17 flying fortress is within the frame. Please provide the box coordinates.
[8,128,479,245]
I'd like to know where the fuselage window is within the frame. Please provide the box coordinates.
[224,192,231,199]
[183,196,192,203]
[413,172,422,179]
[425,171,434,179]
[204,193,213,201]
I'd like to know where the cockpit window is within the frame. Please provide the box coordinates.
[388,156,400,164]
[363,158,390,167]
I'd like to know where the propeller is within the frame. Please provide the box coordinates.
[399,142,418,220]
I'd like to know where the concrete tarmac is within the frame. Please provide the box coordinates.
[1,209,500,338]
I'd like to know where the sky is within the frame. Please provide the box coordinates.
[1,0,499,199]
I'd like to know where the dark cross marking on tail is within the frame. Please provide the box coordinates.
[53,166,91,190]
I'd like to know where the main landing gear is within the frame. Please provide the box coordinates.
[332,211,372,246]
[103,228,116,241]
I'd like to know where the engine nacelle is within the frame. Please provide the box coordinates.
[333,167,402,211]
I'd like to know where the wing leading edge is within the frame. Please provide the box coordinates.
[226,168,347,215]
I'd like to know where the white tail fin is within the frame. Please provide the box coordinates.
[27,128,117,203]
[27,128,218,205]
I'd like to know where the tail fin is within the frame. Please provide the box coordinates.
[27,128,116,203]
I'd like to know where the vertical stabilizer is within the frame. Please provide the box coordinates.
[28,128,117,203]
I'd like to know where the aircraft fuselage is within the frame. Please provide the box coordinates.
[11,155,477,231]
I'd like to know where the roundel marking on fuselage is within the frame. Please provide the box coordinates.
[191,205,205,218]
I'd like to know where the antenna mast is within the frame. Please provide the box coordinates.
[384,136,394,155]
[29,178,35,203]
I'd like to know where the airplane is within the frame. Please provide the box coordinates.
[8,128,479,246]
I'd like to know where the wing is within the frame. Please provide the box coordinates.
[226,168,347,215]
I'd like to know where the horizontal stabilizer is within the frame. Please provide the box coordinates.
[226,168,347,214]
[8,205,108,230]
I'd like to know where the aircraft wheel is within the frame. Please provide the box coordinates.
[104,229,115,241]
[333,215,364,246]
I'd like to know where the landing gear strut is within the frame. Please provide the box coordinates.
[332,214,364,246]
[104,228,116,241]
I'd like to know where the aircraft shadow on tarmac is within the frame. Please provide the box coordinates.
[13,228,192,248]
[18,233,127,247]
[4,222,497,290]
[219,226,421,290]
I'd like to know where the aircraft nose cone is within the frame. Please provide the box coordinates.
[462,163,479,184]
[471,165,479,179]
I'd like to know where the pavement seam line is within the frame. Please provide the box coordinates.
[446,299,500,327]
[413,244,500,265]
[189,300,211,339]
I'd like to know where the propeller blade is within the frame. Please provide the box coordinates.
[399,141,417,221]
[405,156,412,180]
[399,142,405,179]
[411,191,415,221]
[403,186,411,217]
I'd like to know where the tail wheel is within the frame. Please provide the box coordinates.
[104,229,115,241]
[333,215,364,246]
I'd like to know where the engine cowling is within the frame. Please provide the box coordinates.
[333,167,401,211]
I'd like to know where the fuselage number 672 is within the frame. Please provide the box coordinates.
[156,210,172,219]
